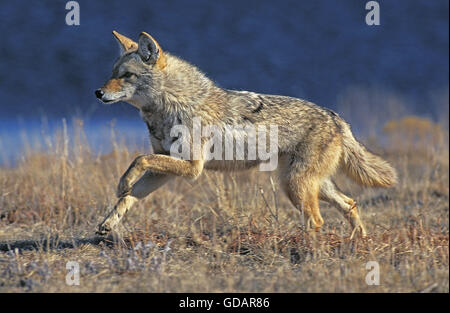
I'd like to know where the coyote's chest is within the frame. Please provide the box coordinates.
[141,111,183,154]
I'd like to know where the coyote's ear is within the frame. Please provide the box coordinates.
[138,32,166,68]
[112,30,138,55]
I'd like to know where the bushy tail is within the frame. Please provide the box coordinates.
[340,121,397,187]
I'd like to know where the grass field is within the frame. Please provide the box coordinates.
[0,115,448,292]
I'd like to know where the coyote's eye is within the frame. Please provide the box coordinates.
[120,72,135,79]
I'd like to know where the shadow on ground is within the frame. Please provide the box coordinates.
[0,235,119,252]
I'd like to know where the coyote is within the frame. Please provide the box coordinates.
[95,31,397,238]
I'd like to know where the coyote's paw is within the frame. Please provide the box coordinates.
[96,222,111,236]
[349,224,367,239]
[346,204,367,239]
[116,177,132,198]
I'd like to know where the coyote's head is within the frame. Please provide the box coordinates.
[95,31,167,106]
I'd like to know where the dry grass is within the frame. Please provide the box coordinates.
[0,116,448,292]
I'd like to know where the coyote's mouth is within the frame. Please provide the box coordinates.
[102,96,125,104]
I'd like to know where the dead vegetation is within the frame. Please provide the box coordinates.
[0,115,448,292]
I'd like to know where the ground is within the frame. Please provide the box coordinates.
[0,116,448,292]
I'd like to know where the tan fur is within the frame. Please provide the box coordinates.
[95,31,398,237]
[102,78,124,93]
[112,30,138,52]
[340,121,398,187]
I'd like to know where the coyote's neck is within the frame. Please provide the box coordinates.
[129,54,228,124]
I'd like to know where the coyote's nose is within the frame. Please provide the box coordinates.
[95,89,104,99]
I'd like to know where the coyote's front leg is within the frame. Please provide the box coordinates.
[116,156,146,198]
[97,154,204,235]
[117,154,204,197]
[97,171,172,235]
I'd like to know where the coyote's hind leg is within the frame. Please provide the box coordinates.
[279,140,342,232]
[97,171,172,235]
[284,176,324,231]
[279,158,324,231]
[319,178,367,238]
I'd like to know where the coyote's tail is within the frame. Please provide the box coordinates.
[339,121,397,187]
